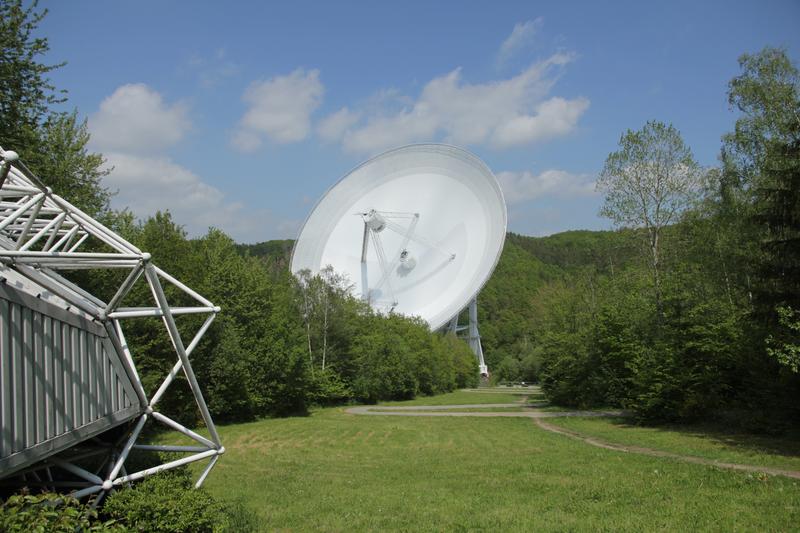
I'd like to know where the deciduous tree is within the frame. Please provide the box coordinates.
[597,120,703,314]
[0,0,110,214]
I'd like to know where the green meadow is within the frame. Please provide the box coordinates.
[158,389,800,531]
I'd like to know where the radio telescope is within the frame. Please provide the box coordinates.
[291,144,507,375]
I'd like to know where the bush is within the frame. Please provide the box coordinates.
[310,367,354,405]
[102,470,250,533]
[0,491,125,532]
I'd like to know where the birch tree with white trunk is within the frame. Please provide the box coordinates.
[597,120,703,315]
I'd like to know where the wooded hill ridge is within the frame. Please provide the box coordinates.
[241,211,800,433]
[237,230,641,384]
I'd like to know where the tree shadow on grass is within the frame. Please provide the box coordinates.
[609,417,800,460]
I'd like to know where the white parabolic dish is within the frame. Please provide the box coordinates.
[291,144,507,331]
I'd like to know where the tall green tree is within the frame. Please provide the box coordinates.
[724,47,800,185]
[0,0,110,214]
[597,120,703,314]
[0,0,63,150]
[723,47,800,373]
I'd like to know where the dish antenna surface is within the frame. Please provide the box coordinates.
[291,144,506,374]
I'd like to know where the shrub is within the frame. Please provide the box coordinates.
[102,471,227,533]
[0,491,125,532]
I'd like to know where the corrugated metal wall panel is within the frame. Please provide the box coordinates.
[0,283,143,476]
[0,298,10,458]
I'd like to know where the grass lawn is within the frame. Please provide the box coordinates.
[377,389,528,406]
[547,416,800,472]
[370,406,530,413]
[156,389,800,531]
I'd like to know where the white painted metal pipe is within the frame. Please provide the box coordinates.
[194,455,220,488]
[69,484,104,500]
[105,263,144,315]
[19,211,66,251]
[48,225,80,251]
[43,214,66,250]
[145,266,221,446]
[108,306,218,319]
[50,458,104,485]
[113,449,217,486]
[0,192,44,233]
[13,195,44,249]
[150,314,215,407]
[0,250,142,260]
[132,444,209,453]
[153,266,215,308]
[67,232,91,253]
[149,411,217,450]
[106,414,148,482]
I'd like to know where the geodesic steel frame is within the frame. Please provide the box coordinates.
[0,147,223,501]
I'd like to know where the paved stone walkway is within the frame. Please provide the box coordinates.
[345,403,800,480]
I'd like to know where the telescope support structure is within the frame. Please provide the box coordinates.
[448,297,488,377]
[0,148,223,505]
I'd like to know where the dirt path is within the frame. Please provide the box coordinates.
[346,403,800,480]
[345,405,623,418]
[533,417,800,480]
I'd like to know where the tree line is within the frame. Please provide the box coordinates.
[89,215,477,424]
[481,47,799,431]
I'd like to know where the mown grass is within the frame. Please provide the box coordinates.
[548,416,800,472]
[378,389,527,406]
[155,389,799,531]
[371,406,530,413]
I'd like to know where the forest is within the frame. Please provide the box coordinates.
[2,1,798,433]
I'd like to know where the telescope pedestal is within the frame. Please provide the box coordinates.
[448,297,488,377]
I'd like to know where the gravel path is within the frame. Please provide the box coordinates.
[346,403,800,480]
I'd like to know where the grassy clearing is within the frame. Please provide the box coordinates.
[370,406,530,413]
[547,416,800,472]
[378,389,526,406]
[155,389,800,531]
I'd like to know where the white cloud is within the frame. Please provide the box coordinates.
[318,53,588,155]
[497,18,544,66]
[102,152,297,241]
[491,96,590,147]
[90,84,294,241]
[103,152,225,216]
[187,48,240,88]
[317,107,361,143]
[89,84,190,154]
[232,68,324,151]
[497,168,596,204]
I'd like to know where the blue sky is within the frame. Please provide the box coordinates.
[37,0,800,242]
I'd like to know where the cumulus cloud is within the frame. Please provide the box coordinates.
[497,168,596,204]
[89,84,190,154]
[103,152,226,218]
[491,96,589,147]
[231,68,323,151]
[317,53,588,155]
[90,84,294,240]
[497,18,544,66]
[102,152,296,241]
[317,107,361,143]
